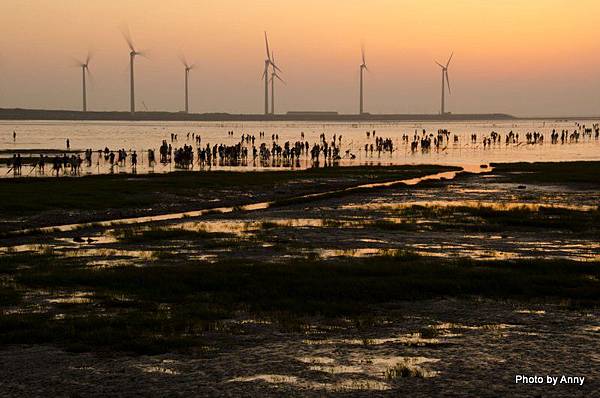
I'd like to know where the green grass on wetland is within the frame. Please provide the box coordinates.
[0,251,598,353]
[385,204,600,233]
[113,226,235,243]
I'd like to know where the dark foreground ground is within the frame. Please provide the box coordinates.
[0,162,599,397]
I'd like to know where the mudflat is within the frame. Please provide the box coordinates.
[0,161,598,397]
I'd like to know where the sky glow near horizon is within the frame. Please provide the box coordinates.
[0,0,599,116]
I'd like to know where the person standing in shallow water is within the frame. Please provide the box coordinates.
[131,151,138,171]
[13,131,16,142]
[66,139,70,150]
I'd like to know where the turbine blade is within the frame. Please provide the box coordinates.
[86,66,96,87]
[137,50,150,59]
[435,61,444,68]
[275,73,286,85]
[361,45,365,66]
[85,51,92,66]
[179,53,189,69]
[446,52,454,68]
[445,70,451,94]
[271,62,282,73]
[264,31,271,61]
[270,52,283,73]
[121,26,136,52]
[70,56,85,68]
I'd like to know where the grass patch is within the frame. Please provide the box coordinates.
[259,221,279,230]
[385,362,427,379]
[369,219,416,231]
[0,312,208,355]
[491,161,600,185]
[389,204,599,233]
[6,253,600,311]
[419,327,439,339]
[0,286,21,306]
[1,252,599,353]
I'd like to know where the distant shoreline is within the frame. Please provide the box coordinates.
[1,108,597,123]
[0,108,522,122]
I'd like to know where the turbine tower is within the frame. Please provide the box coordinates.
[270,52,284,115]
[180,55,195,113]
[359,45,369,115]
[77,53,92,112]
[122,28,145,115]
[435,53,453,115]
[262,32,281,115]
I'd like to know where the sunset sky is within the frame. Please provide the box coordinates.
[0,0,598,116]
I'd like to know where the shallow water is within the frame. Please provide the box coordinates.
[1,119,599,177]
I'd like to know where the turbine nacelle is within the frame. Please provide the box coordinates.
[179,54,195,72]
[123,27,148,59]
[130,50,147,58]
[75,52,92,69]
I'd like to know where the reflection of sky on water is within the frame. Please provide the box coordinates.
[0,119,599,177]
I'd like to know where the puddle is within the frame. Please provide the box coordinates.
[343,200,598,212]
[432,323,516,332]
[302,333,449,347]
[56,236,118,245]
[229,374,391,391]
[62,248,156,260]
[136,365,180,376]
[319,248,383,258]
[515,309,546,315]
[46,291,94,305]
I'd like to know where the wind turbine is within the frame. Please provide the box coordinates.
[435,52,453,115]
[270,52,285,115]
[262,32,281,115]
[76,53,92,112]
[122,28,146,115]
[359,45,369,115]
[180,55,195,113]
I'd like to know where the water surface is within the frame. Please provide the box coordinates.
[1,119,598,177]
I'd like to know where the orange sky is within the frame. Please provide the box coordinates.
[0,0,598,115]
